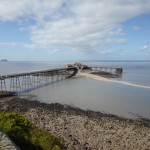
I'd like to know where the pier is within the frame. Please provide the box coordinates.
[73,63,123,76]
[89,66,123,76]
[0,67,78,96]
[0,63,123,97]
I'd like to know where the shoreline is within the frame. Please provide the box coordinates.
[0,97,150,149]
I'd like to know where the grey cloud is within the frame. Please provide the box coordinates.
[0,0,63,21]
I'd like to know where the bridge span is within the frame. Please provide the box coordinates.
[0,67,78,95]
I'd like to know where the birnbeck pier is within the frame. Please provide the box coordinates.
[89,66,123,77]
[0,67,78,96]
[0,63,123,97]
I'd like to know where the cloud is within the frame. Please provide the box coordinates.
[0,0,150,56]
[132,25,141,31]
[47,49,59,54]
[139,43,149,51]
[105,38,128,44]
[0,0,63,21]
[0,42,18,46]
[30,0,150,54]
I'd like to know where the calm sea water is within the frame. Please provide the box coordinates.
[0,61,150,119]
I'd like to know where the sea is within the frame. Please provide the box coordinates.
[0,61,150,119]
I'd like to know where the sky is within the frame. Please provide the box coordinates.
[0,0,150,61]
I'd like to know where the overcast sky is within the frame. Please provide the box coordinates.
[0,0,150,61]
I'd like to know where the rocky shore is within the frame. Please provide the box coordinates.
[0,97,150,150]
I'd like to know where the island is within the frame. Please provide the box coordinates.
[1,59,8,62]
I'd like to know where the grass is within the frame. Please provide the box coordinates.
[0,112,65,150]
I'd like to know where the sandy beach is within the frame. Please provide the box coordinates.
[0,97,150,150]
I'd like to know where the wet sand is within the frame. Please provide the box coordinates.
[78,72,150,89]
[0,97,150,150]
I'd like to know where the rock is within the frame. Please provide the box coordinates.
[0,129,20,150]
[0,97,150,150]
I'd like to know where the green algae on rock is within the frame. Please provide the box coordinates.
[0,112,65,150]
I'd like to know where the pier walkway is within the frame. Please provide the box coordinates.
[0,67,78,95]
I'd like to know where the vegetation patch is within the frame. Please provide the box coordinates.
[0,112,65,150]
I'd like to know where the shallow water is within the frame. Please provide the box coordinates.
[82,61,150,86]
[30,76,150,119]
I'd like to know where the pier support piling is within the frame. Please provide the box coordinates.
[0,78,7,93]
[10,77,21,92]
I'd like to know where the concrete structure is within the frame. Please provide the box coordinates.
[0,129,20,150]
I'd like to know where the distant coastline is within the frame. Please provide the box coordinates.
[1,59,8,61]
